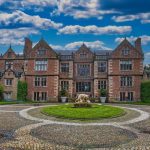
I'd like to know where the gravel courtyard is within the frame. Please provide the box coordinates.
[0,104,150,150]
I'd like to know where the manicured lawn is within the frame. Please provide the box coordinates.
[114,101,150,106]
[0,100,49,105]
[0,101,19,105]
[42,104,125,120]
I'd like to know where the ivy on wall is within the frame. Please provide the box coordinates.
[17,80,27,100]
[0,84,4,100]
[141,81,150,102]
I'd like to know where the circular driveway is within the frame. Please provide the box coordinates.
[0,104,150,149]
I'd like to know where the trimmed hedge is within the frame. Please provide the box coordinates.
[141,81,150,102]
[17,81,28,101]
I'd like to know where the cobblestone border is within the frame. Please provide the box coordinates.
[19,105,150,127]
[0,104,150,149]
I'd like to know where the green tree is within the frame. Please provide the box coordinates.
[17,80,28,101]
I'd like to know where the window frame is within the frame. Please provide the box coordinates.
[5,79,13,86]
[120,76,133,87]
[122,48,130,56]
[61,81,69,90]
[98,80,107,89]
[34,76,47,87]
[98,61,107,73]
[60,63,69,73]
[35,59,48,71]
[76,82,91,92]
[120,60,132,71]
[77,64,90,77]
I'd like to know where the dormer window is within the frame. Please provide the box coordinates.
[122,48,130,55]
[37,49,46,56]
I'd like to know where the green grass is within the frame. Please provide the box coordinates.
[0,101,19,105]
[114,101,150,106]
[0,100,50,105]
[41,104,125,120]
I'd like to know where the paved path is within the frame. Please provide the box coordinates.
[0,104,150,149]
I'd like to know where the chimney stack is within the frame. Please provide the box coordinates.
[135,38,142,53]
[24,38,32,57]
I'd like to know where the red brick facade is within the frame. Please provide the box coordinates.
[0,38,144,102]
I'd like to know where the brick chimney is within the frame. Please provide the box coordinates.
[135,38,142,53]
[24,38,32,57]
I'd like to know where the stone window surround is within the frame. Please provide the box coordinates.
[5,78,13,86]
[98,61,107,73]
[60,63,69,73]
[34,76,47,87]
[120,60,132,71]
[33,91,48,101]
[120,76,133,87]
[35,59,48,71]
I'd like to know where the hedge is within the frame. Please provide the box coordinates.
[141,81,150,102]
[17,80,28,101]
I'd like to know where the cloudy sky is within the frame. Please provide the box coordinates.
[0,0,150,64]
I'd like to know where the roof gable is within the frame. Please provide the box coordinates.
[3,46,16,59]
[111,38,143,59]
[31,39,58,58]
[75,43,93,55]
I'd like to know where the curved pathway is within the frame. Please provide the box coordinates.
[0,104,150,149]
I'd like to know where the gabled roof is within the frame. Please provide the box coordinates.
[32,38,58,56]
[3,45,16,58]
[74,43,93,55]
[3,67,24,78]
[112,38,143,57]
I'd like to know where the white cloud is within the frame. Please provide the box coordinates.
[21,0,56,7]
[115,35,150,45]
[58,25,132,35]
[0,0,120,19]
[144,52,150,64]
[50,40,112,50]
[51,0,120,19]
[0,10,63,29]
[145,52,150,57]
[0,28,39,45]
[112,13,150,23]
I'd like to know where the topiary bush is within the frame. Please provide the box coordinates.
[17,80,28,101]
[141,81,150,103]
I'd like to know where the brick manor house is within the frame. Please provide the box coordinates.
[0,37,144,102]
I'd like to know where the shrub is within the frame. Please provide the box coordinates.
[100,89,107,97]
[141,81,150,102]
[59,89,68,97]
[17,81,28,101]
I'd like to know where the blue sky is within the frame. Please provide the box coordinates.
[0,0,150,64]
